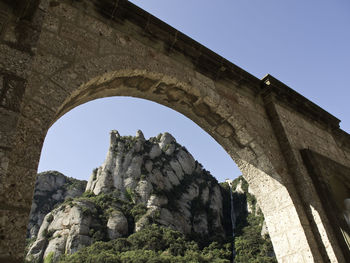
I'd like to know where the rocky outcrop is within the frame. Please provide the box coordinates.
[84,130,225,236]
[27,171,87,238]
[26,199,95,263]
[26,131,226,262]
[222,176,276,261]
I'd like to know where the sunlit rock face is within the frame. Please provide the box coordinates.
[85,130,225,236]
[27,171,87,239]
[26,130,226,263]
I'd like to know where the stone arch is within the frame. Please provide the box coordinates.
[1,0,348,262]
[18,63,310,262]
[57,68,264,169]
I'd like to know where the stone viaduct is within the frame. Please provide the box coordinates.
[0,0,349,262]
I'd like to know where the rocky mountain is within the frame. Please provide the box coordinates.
[27,171,87,239]
[26,131,228,263]
[25,130,276,263]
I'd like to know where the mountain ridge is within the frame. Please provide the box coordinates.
[25,130,276,263]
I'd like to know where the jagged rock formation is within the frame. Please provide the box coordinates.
[27,171,87,239]
[26,131,226,263]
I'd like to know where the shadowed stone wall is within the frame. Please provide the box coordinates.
[0,0,349,262]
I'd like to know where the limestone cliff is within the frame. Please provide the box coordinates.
[27,171,87,239]
[221,176,276,262]
[26,131,226,263]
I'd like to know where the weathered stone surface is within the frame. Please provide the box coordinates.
[0,108,19,148]
[107,210,128,240]
[0,75,26,112]
[0,208,29,261]
[1,0,349,262]
[0,45,31,78]
[27,171,87,238]
[26,200,94,263]
[0,165,37,208]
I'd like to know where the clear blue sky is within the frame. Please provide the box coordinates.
[38,0,350,182]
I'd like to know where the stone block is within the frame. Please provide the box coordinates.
[235,127,254,146]
[264,207,296,235]
[270,232,290,259]
[0,149,9,175]
[48,2,78,22]
[38,0,50,11]
[25,73,68,113]
[28,7,46,32]
[72,44,95,62]
[281,252,305,263]
[0,44,31,78]
[236,146,257,165]
[21,98,55,128]
[0,165,37,208]
[0,108,19,148]
[0,75,26,112]
[302,249,316,263]
[31,51,69,77]
[287,226,310,253]
[15,21,42,52]
[227,113,246,132]
[214,80,240,100]
[42,13,60,33]
[38,30,76,60]
[235,92,258,112]
[8,117,46,169]
[245,168,277,194]
[216,122,233,138]
[189,77,210,98]
[52,54,128,91]
[51,65,88,92]
[99,38,118,55]
[0,208,30,260]
[269,187,294,210]
[194,71,215,90]
[60,22,99,51]
[255,154,278,176]
[216,98,233,119]
[78,12,113,39]
[203,89,221,110]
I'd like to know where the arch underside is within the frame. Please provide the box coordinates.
[54,69,274,178]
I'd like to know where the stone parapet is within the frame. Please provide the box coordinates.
[261,74,340,130]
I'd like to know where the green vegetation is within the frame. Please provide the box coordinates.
[219,182,235,238]
[44,252,54,263]
[47,213,54,223]
[228,176,276,263]
[114,136,139,153]
[130,203,148,222]
[92,168,98,181]
[58,225,231,263]
[66,191,150,241]
[25,237,36,255]
[65,176,87,191]
[234,212,276,263]
[125,187,136,202]
[44,229,55,240]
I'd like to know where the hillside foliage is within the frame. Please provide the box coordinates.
[58,224,231,263]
